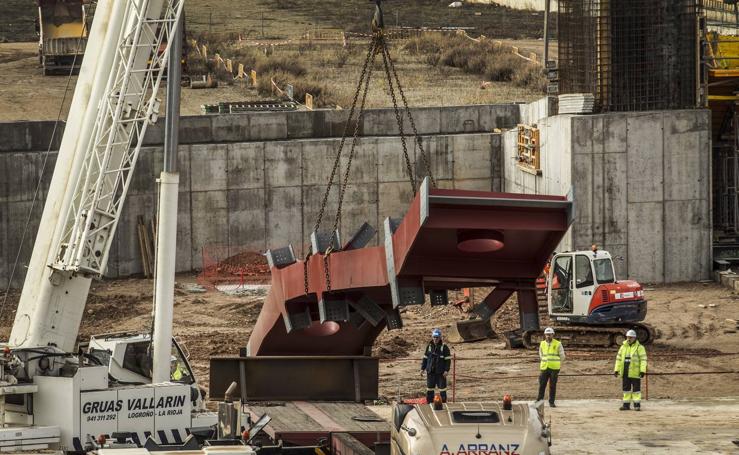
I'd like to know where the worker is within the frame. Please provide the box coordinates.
[613,329,647,411]
[170,355,189,382]
[420,328,452,403]
[537,327,564,407]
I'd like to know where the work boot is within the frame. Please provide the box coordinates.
[619,403,630,411]
[549,402,556,408]
[634,403,641,411]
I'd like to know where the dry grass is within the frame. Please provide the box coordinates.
[403,34,547,93]
[183,30,543,109]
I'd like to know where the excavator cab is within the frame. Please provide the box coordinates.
[547,250,615,320]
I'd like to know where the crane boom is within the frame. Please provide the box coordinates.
[10,0,183,353]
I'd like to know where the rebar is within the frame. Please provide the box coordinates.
[558,0,699,112]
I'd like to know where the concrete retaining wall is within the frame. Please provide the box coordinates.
[0,105,514,287]
[503,109,712,283]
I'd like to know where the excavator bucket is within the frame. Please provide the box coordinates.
[448,318,495,343]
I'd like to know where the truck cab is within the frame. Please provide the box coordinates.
[85,332,205,409]
[547,249,646,324]
[391,400,550,455]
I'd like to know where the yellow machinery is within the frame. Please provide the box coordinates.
[36,0,93,75]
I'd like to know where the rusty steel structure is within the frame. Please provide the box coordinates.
[558,0,700,112]
[210,179,573,401]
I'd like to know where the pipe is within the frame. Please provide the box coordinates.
[151,172,179,383]
[152,15,182,383]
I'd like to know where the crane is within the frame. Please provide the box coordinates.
[0,0,216,451]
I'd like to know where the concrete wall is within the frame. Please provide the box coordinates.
[503,109,712,283]
[0,105,515,287]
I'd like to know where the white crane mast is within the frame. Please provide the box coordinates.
[10,0,183,353]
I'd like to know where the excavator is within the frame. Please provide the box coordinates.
[1,0,216,451]
[452,246,655,348]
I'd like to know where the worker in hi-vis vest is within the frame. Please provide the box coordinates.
[420,328,452,403]
[614,329,647,410]
[537,327,565,407]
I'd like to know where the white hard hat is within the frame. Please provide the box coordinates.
[626,330,637,338]
[544,327,555,335]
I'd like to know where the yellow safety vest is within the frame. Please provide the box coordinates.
[539,339,562,371]
[172,365,187,381]
[614,340,647,379]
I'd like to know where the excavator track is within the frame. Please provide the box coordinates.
[522,322,655,349]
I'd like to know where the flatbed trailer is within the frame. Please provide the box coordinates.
[243,401,389,453]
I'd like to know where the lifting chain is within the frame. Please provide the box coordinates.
[304,0,436,295]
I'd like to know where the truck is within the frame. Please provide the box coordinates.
[1,0,216,451]
[36,0,94,75]
[391,398,551,455]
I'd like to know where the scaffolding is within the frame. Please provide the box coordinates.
[558,0,699,112]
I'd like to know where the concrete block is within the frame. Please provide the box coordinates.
[341,137,377,185]
[603,114,628,154]
[483,104,520,131]
[249,112,288,141]
[663,111,707,201]
[422,135,453,181]
[286,110,315,139]
[301,184,338,255]
[602,152,628,246]
[4,152,43,202]
[265,141,301,188]
[312,109,352,138]
[27,121,63,151]
[627,202,664,283]
[337,184,379,248]
[267,186,304,256]
[176,192,192,273]
[378,182,414,238]
[0,122,30,151]
[626,113,663,203]
[572,116,593,153]
[179,116,213,144]
[454,179,493,191]
[0,201,8,289]
[191,191,229,270]
[302,140,340,186]
[211,115,251,142]
[409,107,442,135]
[190,144,228,192]
[176,145,192,193]
[491,134,503,191]
[452,134,492,180]
[363,107,441,136]
[377,136,415,183]
[141,118,164,146]
[129,147,160,195]
[6,201,44,287]
[228,142,265,190]
[664,199,711,282]
[572,153,593,243]
[114,193,156,276]
[440,105,483,134]
[228,188,267,251]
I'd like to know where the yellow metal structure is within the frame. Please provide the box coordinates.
[516,124,541,176]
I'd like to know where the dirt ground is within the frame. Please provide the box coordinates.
[2,276,737,405]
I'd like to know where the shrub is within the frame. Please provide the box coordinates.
[256,57,306,77]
